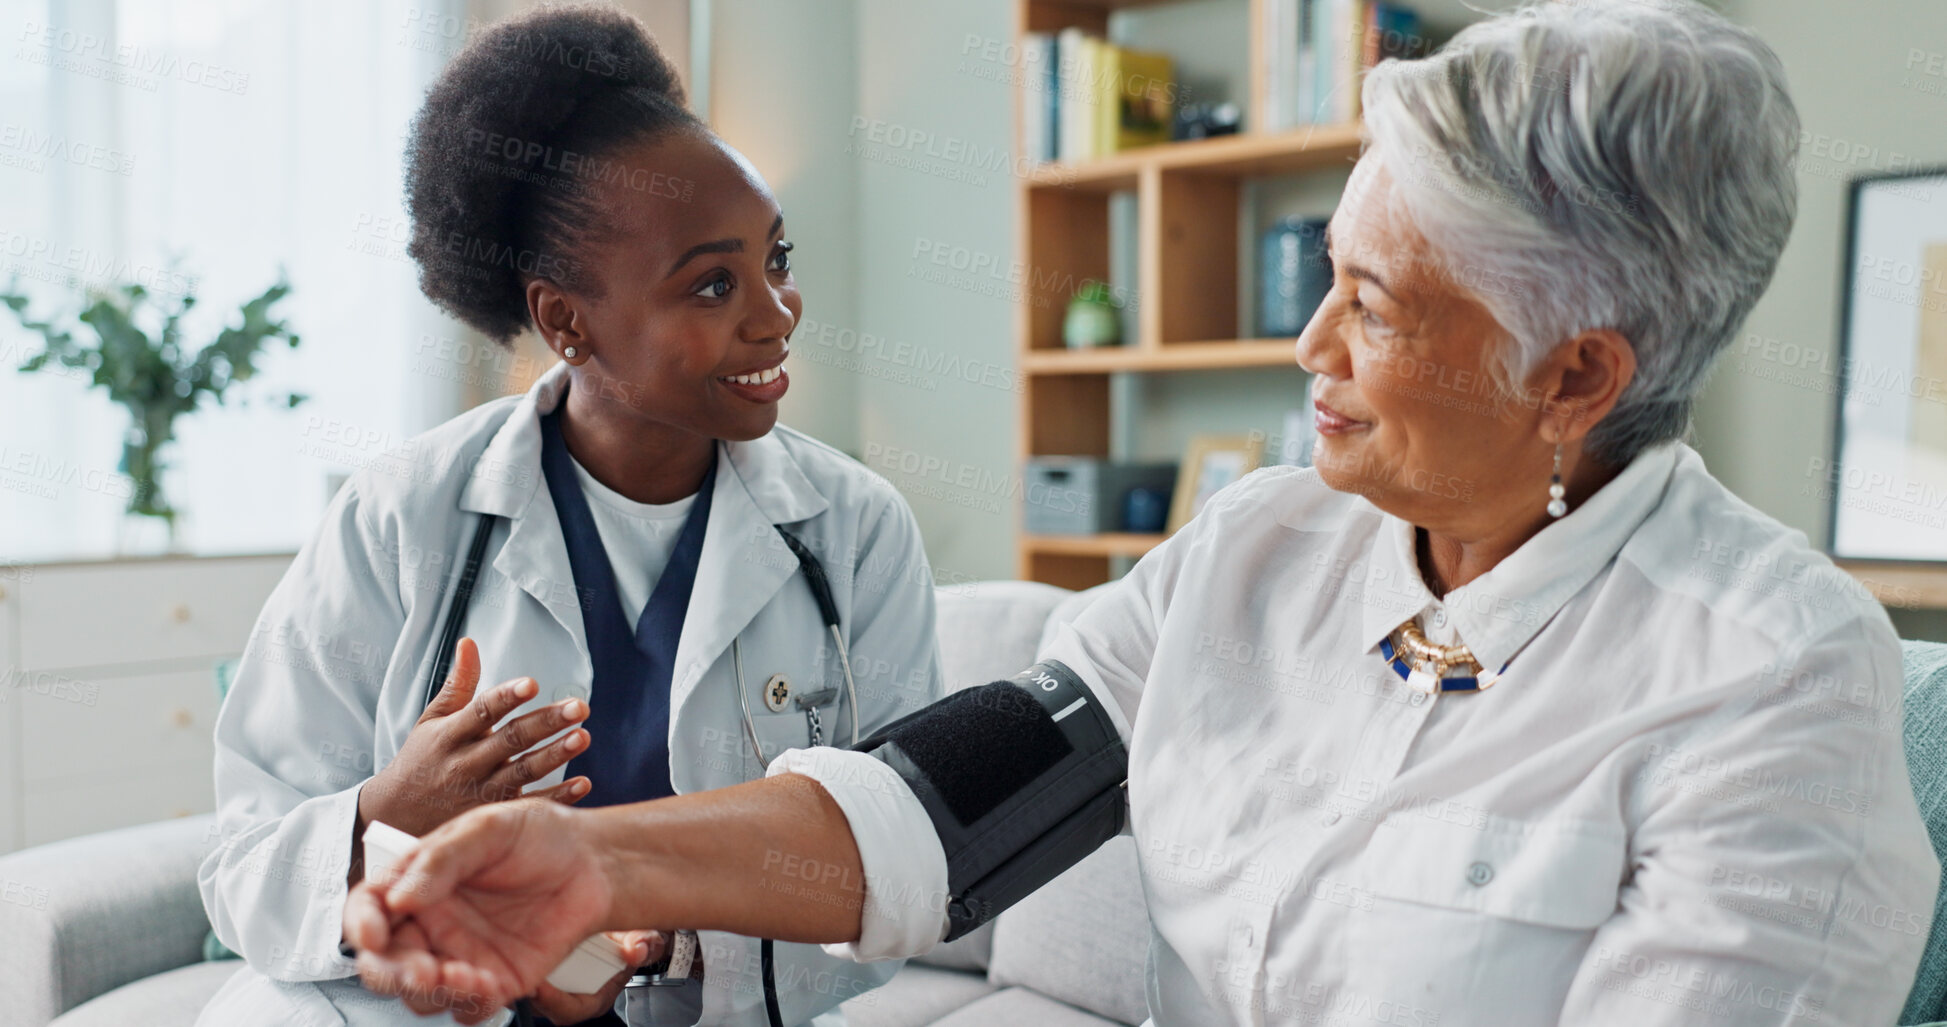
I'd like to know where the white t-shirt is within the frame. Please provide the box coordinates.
[567,455,698,626]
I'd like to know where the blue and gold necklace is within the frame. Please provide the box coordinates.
[1379,619,1510,694]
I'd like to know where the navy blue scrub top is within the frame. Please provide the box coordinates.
[538,409,716,809]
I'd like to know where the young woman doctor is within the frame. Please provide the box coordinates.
[195,8,942,1026]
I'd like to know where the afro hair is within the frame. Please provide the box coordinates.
[404,3,700,343]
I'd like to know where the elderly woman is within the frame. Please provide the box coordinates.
[343,1,1938,1023]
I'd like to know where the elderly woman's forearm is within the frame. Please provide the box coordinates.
[588,773,866,943]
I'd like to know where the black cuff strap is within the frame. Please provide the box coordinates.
[856,660,1128,941]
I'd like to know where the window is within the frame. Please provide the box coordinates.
[0,0,466,560]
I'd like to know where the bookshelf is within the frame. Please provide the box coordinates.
[1013,0,1361,589]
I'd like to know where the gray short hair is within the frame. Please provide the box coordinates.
[1361,0,1800,466]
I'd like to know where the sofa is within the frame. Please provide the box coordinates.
[5,580,1947,1027]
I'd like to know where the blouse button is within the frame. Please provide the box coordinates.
[1409,690,1428,707]
[1431,609,1447,627]
[1466,861,1495,887]
[1319,809,1342,827]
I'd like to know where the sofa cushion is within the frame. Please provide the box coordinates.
[1901,640,1947,1025]
[49,959,242,1027]
[840,963,999,1027]
[988,836,1150,1026]
[935,581,1072,693]
[929,987,1130,1027]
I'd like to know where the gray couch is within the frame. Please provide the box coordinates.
[0,580,1153,1027]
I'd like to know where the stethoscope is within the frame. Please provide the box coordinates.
[734,526,862,762]
[425,515,856,1027]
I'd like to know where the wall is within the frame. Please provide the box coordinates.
[849,0,1020,583]
[1702,0,1947,639]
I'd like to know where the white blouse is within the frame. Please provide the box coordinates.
[775,441,1939,1026]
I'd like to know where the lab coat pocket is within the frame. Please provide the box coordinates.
[1343,814,1626,1018]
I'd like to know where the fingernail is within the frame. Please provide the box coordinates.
[566,730,588,752]
[572,778,589,795]
[560,698,586,719]
[516,678,537,698]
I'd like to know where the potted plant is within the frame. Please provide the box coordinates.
[2,276,304,549]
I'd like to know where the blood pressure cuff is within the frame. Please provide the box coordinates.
[853,660,1128,941]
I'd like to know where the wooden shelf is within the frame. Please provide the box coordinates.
[1027,124,1363,192]
[1835,560,1947,612]
[1024,339,1302,374]
[1023,533,1168,558]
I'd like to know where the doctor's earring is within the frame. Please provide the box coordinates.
[562,346,579,361]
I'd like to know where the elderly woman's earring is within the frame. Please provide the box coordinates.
[1546,444,1568,518]
[563,346,579,360]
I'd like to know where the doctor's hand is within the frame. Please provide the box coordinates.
[345,799,617,1017]
[354,638,593,872]
[528,930,663,1025]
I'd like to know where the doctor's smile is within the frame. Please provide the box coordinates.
[714,350,790,405]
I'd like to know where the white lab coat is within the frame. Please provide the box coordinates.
[196,362,944,1026]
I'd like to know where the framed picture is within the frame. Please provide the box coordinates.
[1827,167,1947,562]
[1168,434,1266,533]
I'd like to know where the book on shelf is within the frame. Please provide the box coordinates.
[1021,32,1053,170]
[1057,28,1092,163]
[1030,28,1176,165]
[1261,0,1428,132]
[1104,45,1174,153]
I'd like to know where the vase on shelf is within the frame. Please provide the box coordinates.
[1063,280,1124,349]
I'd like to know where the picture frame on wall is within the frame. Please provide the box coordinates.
[1168,434,1267,533]
[1827,166,1947,563]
